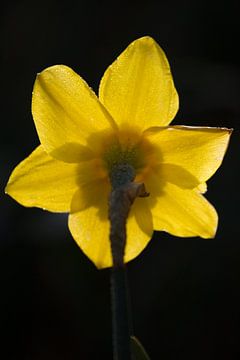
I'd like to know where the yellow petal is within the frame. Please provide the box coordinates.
[32,65,116,162]
[158,163,200,189]
[125,198,153,263]
[99,36,178,129]
[5,146,79,212]
[151,181,218,238]
[68,206,112,269]
[147,126,232,183]
[71,177,110,213]
[69,194,153,269]
[196,182,207,194]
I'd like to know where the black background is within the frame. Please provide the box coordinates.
[1,0,240,359]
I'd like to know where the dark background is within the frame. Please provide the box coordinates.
[1,0,239,359]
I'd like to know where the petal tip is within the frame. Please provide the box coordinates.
[202,212,218,239]
[35,65,75,81]
[131,35,157,48]
[137,35,155,42]
[95,261,112,270]
[4,177,14,196]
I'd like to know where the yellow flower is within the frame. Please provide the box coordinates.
[6,36,231,269]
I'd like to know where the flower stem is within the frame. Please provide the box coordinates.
[108,164,149,360]
[111,266,132,360]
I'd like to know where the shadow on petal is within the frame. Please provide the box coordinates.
[51,142,95,163]
[159,163,200,189]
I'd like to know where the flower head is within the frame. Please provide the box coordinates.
[6,36,232,268]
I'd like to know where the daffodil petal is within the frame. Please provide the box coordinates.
[151,182,218,238]
[5,146,79,212]
[139,164,200,203]
[32,65,116,162]
[51,142,95,163]
[158,163,200,189]
[99,36,178,129]
[147,126,232,183]
[125,198,153,263]
[71,178,110,213]
[68,206,112,269]
[196,182,207,194]
[69,196,153,269]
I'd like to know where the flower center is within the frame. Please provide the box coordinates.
[103,141,144,172]
[102,129,144,171]
[99,127,159,184]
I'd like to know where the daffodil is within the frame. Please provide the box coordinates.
[6,36,231,269]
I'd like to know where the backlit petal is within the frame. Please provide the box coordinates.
[158,163,200,189]
[5,146,79,212]
[99,36,178,129]
[196,182,207,194]
[147,126,232,183]
[69,196,153,269]
[137,164,200,200]
[151,181,218,238]
[68,206,112,269]
[125,198,153,263]
[32,65,116,162]
[71,177,110,213]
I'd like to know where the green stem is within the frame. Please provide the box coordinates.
[111,266,132,360]
[108,163,149,360]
